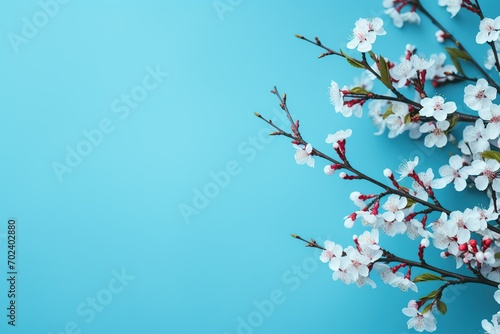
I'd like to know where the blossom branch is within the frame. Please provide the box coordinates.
[292,234,498,288]
[412,0,500,90]
[298,35,480,124]
[381,250,498,287]
[258,86,500,234]
[473,0,500,72]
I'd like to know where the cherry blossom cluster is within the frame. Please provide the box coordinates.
[258,1,500,333]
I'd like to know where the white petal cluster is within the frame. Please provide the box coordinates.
[438,0,462,18]
[384,1,421,28]
[347,18,386,52]
[476,17,500,44]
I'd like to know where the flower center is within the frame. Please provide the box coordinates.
[475,90,486,99]
[484,169,497,182]
[491,115,500,123]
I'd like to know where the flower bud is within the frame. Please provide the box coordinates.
[420,238,430,248]
[383,168,393,177]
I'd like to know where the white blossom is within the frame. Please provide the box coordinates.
[438,0,462,18]
[402,300,437,332]
[419,121,450,148]
[476,17,500,44]
[293,143,314,167]
[432,155,468,191]
[464,78,497,111]
[419,96,456,121]
[347,18,386,52]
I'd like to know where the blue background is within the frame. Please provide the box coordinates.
[1,1,499,333]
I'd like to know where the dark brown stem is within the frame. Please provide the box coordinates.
[299,35,481,125]
[293,235,498,288]
[381,250,498,288]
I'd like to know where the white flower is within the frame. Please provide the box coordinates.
[468,159,500,192]
[419,121,450,148]
[386,102,410,138]
[476,17,500,44]
[355,276,376,288]
[293,143,314,167]
[347,18,386,52]
[357,211,380,227]
[368,99,388,135]
[385,7,404,28]
[320,241,343,263]
[329,82,363,118]
[486,42,500,70]
[349,191,366,208]
[406,218,432,240]
[383,2,420,28]
[419,96,456,121]
[444,210,481,244]
[401,11,420,25]
[459,119,490,155]
[374,263,398,284]
[438,0,462,18]
[382,194,407,222]
[427,53,456,83]
[325,129,352,145]
[379,218,407,236]
[343,246,371,281]
[397,156,419,180]
[391,59,416,88]
[464,78,497,111]
[357,229,381,251]
[432,155,468,191]
[332,268,352,284]
[411,55,434,71]
[329,81,345,111]
[392,276,418,292]
[402,300,437,332]
[433,231,454,250]
[482,312,500,334]
[479,104,500,139]
[411,168,435,201]
[474,205,498,231]
[366,17,386,36]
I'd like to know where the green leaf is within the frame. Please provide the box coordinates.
[422,303,433,314]
[419,289,439,302]
[446,114,458,134]
[481,150,500,164]
[378,56,392,89]
[445,47,467,76]
[413,273,445,283]
[349,86,370,95]
[404,113,412,125]
[340,50,366,69]
[404,197,415,208]
[445,47,471,61]
[368,51,377,62]
[382,105,393,119]
[437,300,447,315]
[495,252,500,259]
